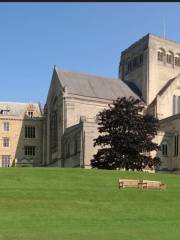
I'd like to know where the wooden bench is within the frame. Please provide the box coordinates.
[118,179,166,190]
[118,179,140,189]
[140,180,166,190]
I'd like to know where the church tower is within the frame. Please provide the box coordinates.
[119,33,180,105]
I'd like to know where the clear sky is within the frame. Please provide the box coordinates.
[1,2,180,105]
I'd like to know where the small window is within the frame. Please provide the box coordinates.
[161,143,168,156]
[25,126,35,138]
[3,122,9,132]
[1,155,10,167]
[24,146,35,156]
[3,138,9,147]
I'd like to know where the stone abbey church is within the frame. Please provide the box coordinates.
[1,33,180,171]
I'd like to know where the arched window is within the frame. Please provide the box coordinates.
[166,51,173,64]
[157,49,165,62]
[175,54,180,66]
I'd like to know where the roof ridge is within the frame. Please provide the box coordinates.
[55,67,120,82]
[55,67,139,101]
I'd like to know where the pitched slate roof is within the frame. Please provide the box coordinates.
[0,102,41,117]
[56,68,139,100]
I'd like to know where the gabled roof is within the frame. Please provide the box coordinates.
[0,102,42,117]
[55,68,139,101]
[157,76,177,96]
[148,74,180,107]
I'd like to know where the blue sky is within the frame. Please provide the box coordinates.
[1,2,180,104]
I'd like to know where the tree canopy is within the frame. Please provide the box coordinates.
[91,96,161,171]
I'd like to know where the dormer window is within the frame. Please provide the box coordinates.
[0,108,10,115]
[27,111,33,118]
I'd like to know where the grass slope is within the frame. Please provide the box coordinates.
[0,168,179,240]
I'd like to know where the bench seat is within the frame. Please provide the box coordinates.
[118,179,140,189]
[140,180,166,190]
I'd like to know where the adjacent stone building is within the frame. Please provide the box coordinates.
[0,102,43,167]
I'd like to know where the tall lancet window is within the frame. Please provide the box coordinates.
[173,95,180,115]
[50,97,58,153]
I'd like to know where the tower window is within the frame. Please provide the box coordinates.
[127,61,132,72]
[157,50,164,62]
[167,53,173,64]
[175,55,180,66]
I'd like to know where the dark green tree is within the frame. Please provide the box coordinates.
[91,96,161,171]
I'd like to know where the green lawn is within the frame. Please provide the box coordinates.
[0,168,179,240]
